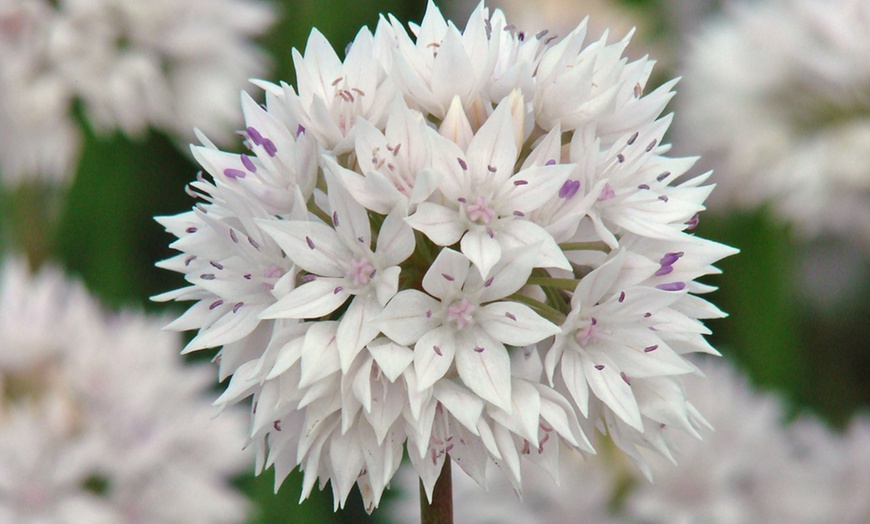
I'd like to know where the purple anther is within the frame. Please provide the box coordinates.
[658,195,669,202]
[333,286,344,294]
[484,277,494,287]
[457,197,467,203]
[209,300,224,310]
[505,312,517,321]
[513,210,525,217]
[332,211,339,226]
[357,236,365,243]
[296,125,306,137]
[262,138,277,157]
[621,372,631,385]
[487,165,497,173]
[273,420,282,431]
[201,273,215,280]
[240,154,256,172]
[486,227,495,238]
[644,312,652,318]
[474,346,485,353]
[659,252,683,266]
[513,179,528,186]
[590,317,597,325]
[184,255,196,266]
[425,310,432,318]
[656,282,686,292]
[655,266,674,277]
[686,214,700,230]
[433,345,443,356]
[210,261,224,270]
[392,143,401,156]
[306,236,315,249]
[644,345,658,353]
[224,168,246,179]
[186,226,197,234]
[246,126,264,145]
[248,237,260,250]
[535,29,549,39]
[369,269,377,279]
[594,364,605,371]
[638,184,650,190]
[618,291,625,303]
[232,302,244,313]
[617,154,625,163]
[229,229,238,243]
[441,273,454,281]
[656,171,671,182]
[545,159,556,166]
[646,139,658,152]
[300,274,317,282]
[457,157,468,170]
[243,273,252,280]
[627,132,638,145]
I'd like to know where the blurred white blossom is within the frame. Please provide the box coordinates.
[0,258,250,523]
[156,1,735,514]
[0,0,273,186]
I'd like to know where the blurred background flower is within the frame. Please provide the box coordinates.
[0,0,868,523]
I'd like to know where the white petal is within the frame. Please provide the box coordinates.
[560,350,589,417]
[377,290,440,345]
[432,379,484,434]
[583,352,643,431]
[337,295,381,372]
[499,219,570,271]
[325,169,372,248]
[478,244,539,302]
[480,302,560,346]
[256,219,349,277]
[299,321,341,388]
[497,164,573,214]
[414,325,457,390]
[421,247,470,299]
[466,100,517,188]
[260,277,350,319]
[460,228,502,279]
[455,330,512,412]
[367,338,414,383]
[406,202,466,246]
[376,205,415,266]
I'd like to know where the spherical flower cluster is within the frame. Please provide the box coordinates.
[156,1,736,512]
[0,258,250,523]
[390,359,870,523]
[0,0,273,185]
[677,0,870,245]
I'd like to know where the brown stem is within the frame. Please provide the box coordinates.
[420,459,453,524]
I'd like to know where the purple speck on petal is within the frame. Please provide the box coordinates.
[618,291,625,303]
[210,261,224,270]
[358,236,365,243]
[333,286,344,294]
[332,211,339,226]
[644,312,652,318]
[484,277,494,287]
[457,157,468,170]
[224,168,246,179]
[644,345,658,353]
[209,300,224,310]
[656,282,686,292]
[433,345,443,356]
[638,184,650,190]
[184,255,196,266]
[655,265,674,277]
[458,197,467,203]
[486,227,494,238]
[273,420,282,431]
[545,159,556,166]
[617,153,625,163]
[590,317,597,325]
[594,364,605,371]
[248,237,260,250]
[186,226,197,234]
[505,312,516,321]
[243,273,252,280]
[628,132,638,145]
[513,210,525,216]
[296,125,306,137]
[442,273,454,281]
[201,273,215,280]
[658,195,669,202]
[513,179,528,186]
[660,252,683,266]
[425,310,432,318]
[232,302,244,313]
[306,236,315,249]
[263,138,278,157]
[621,372,631,385]
[240,154,256,172]
[559,180,580,199]
[487,165,497,173]
[246,127,263,145]
[646,139,658,152]
[657,171,671,182]
[229,229,238,243]
[474,346,485,353]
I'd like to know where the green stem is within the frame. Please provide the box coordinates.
[506,293,566,324]
[558,241,610,252]
[526,276,580,292]
[306,199,332,225]
[420,459,452,524]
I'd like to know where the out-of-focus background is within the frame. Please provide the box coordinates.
[1,0,868,522]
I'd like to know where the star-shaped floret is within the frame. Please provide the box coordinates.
[257,173,415,370]
[377,246,559,412]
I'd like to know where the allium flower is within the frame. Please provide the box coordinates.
[0,258,250,523]
[678,0,870,245]
[0,0,273,185]
[156,1,735,514]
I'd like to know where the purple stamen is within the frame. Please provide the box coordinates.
[513,210,525,217]
[240,154,256,172]
[246,126,264,145]
[660,252,684,266]
[638,184,650,190]
[658,195,669,202]
[487,165,497,173]
[243,273,252,280]
[484,277,494,287]
[646,139,658,152]
[656,282,686,292]
[262,138,277,157]
[657,171,671,182]
[232,302,244,313]
[545,159,556,166]
[433,345,443,356]
[513,179,528,186]
[300,274,317,282]
[686,214,700,230]
[273,420,282,431]
[209,300,224,310]
[457,158,468,170]
[505,312,516,321]
[210,261,224,270]
[248,237,260,250]
[224,168,246,179]
[186,226,197,234]
[655,266,674,277]
[332,211,339,226]
[229,229,238,243]
[425,310,432,318]
[644,345,658,353]
[296,125,305,137]
[627,132,638,145]
[618,291,625,303]
[559,179,581,199]
[201,273,215,280]
[333,286,344,294]
[184,255,196,266]
[594,364,605,371]
[442,273,454,281]
[474,346,485,353]
[617,154,625,163]
[486,227,494,238]
[621,372,631,385]
[306,236,315,249]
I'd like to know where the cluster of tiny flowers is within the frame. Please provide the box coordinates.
[156,1,735,512]
[0,258,250,523]
[391,359,870,524]
[0,0,273,185]
[677,0,870,245]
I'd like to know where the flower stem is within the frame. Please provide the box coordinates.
[506,293,566,323]
[559,241,610,252]
[420,459,453,524]
[526,276,579,292]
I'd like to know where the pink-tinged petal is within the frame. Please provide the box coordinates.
[498,219,571,271]
[460,228,502,280]
[414,326,457,391]
[560,350,590,417]
[582,352,643,431]
[421,247,470,299]
[406,203,466,246]
[367,338,414,383]
[480,302,559,346]
[260,277,350,319]
[376,206,415,266]
[299,321,341,388]
[478,244,539,302]
[377,290,441,345]
[496,164,573,214]
[466,100,517,188]
[432,380,485,434]
[256,219,349,277]
[455,330,512,413]
[337,295,381,372]
[325,169,372,248]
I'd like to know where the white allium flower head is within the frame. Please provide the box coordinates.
[0,258,251,523]
[157,0,735,514]
[678,0,870,245]
[0,0,273,186]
